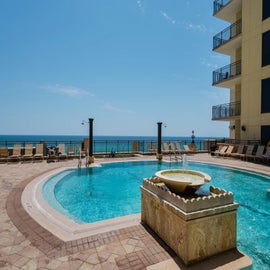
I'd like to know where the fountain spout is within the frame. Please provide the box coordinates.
[182,154,188,170]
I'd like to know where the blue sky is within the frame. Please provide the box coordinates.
[0,0,230,137]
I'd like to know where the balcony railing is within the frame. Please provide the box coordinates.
[213,19,242,50]
[213,60,241,85]
[212,101,241,120]
[213,0,231,14]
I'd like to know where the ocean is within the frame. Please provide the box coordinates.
[0,135,221,142]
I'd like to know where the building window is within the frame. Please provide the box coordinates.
[261,78,270,113]
[262,31,270,67]
[263,0,270,20]
[261,126,270,145]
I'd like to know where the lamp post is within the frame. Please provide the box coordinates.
[190,130,195,151]
[191,130,195,144]
[82,118,94,164]
[157,122,163,160]
[88,118,94,161]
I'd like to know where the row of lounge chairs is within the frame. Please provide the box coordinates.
[212,144,270,163]
[0,143,83,163]
[148,142,200,154]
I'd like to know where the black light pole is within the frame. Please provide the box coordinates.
[191,130,195,144]
[89,118,94,163]
[89,118,93,156]
[157,122,163,160]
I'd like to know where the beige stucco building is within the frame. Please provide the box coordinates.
[212,0,270,144]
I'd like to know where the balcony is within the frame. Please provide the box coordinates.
[212,101,241,120]
[213,19,242,54]
[212,60,241,87]
[213,0,230,14]
[213,0,242,23]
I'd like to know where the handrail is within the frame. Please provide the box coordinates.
[212,101,241,120]
[213,60,241,85]
[213,19,242,50]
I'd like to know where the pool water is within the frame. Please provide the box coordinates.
[43,161,270,269]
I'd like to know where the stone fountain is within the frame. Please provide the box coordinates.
[140,168,239,266]
[154,169,211,194]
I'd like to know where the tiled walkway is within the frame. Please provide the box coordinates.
[1,154,269,269]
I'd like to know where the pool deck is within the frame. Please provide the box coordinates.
[1,153,269,269]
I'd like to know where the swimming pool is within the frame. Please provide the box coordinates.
[43,161,270,269]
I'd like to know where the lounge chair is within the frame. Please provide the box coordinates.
[9,144,21,162]
[76,144,85,157]
[175,142,181,153]
[22,144,33,162]
[261,146,270,163]
[213,144,222,155]
[246,145,265,162]
[68,145,75,158]
[214,145,228,156]
[188,143,197,151]
[220,145,234,157]
[169,142,176,152]
[183,145,193,153]
[163,142,170,153]
[0,147,9,163]
[229,145,245,159]
[240,145,255,161]
[148,143,157,152]
[33,143,44,161]
[58,144,67,160]
[83,138,89,153]
[168,142,182,161]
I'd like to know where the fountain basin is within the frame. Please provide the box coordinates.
[155,169,211,194]
[141,178,239,265]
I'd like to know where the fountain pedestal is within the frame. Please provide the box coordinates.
[141,177,239,265]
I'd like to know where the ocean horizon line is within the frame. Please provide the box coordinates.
[0,134,225,140]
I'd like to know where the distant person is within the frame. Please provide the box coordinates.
[48,146,55,156]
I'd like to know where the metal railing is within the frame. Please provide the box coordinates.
[213,0,231,14]
[212,101,241,120]
[0,139,213,155]
[213,60,241,85]
[2,138,266,157]
[225,139,261,145]
[213,19,242,50]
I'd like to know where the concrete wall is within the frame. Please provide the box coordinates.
[241,0,270,140]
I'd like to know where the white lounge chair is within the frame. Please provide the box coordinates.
[221,145,235,157]
[214,145,228,156]
[175,142,182,153]
[240,145,255,160]
[246,145,265,162]
[9,144,21,162]
[68,145,75,158]
[163,142,170,153]
[58,144,67,160]
[0,147,9,163]
[33,143,44,161]
[22,144,33,162]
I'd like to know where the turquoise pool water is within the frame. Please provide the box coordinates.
[43,161,270,269]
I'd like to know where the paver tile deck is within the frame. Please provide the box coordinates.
[1,154,269,269]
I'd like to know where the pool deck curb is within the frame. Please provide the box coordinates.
[21,167,141,241]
